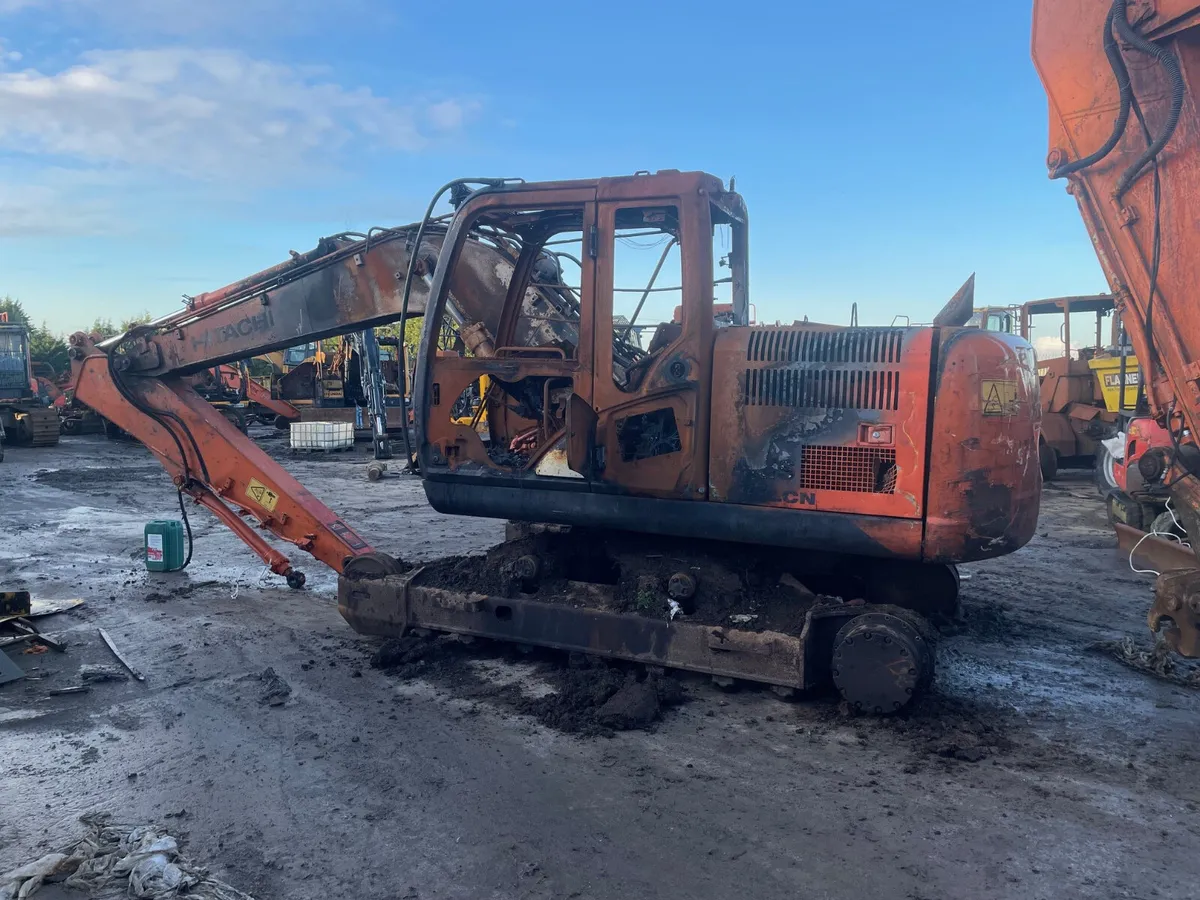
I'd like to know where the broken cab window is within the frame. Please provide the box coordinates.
[438,206,590,472]
[610,206,682,392]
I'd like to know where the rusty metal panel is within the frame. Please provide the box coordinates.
[1151,566,1200,656]
[114,231,525,378]
[337,570,869,689]
[1119,523,1198,575]
[707,324,933,519]
[595,171,723,202]
[1033,0,1200,436]
[923,330,1041,563]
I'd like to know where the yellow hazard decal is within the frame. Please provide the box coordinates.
[246,478,280,513]
[981,380,1018,417]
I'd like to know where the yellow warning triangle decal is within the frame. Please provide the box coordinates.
[983,384,1003,415]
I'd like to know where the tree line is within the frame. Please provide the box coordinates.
[1,296,152,375]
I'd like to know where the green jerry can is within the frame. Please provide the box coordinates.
[144,520,186,572]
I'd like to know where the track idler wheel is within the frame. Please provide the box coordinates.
[831,612,934,714]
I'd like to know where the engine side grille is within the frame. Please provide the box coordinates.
[747,328,905,364]
[798,445,898,494]
[743,367,901,410]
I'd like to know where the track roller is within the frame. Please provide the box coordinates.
[831,611,934,714]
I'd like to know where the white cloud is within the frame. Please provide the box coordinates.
[0,48,466,182]
[0,0,372,36]
[427,99,467,132]
[1032,335,1076,360]
[0,169,119,236]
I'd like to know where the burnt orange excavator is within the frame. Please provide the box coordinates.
[66,172,1040,711]
[1033,0,1200,655]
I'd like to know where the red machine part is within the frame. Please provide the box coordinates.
[1033,1,1200,518]
[1120,417,1174,494]
[71,336,376,584]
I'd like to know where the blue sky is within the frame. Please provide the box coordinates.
[0,0,1106,333]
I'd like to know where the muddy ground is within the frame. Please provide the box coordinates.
[2,431,1199,899]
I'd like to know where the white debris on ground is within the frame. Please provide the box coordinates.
[0,814,255,900]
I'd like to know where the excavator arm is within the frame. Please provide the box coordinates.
[67,221,535,584]
[1034,0,1200,461]
[1033,0,1200,647]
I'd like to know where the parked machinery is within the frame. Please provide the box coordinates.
[0,314,59,448]
[974,295,1140,480]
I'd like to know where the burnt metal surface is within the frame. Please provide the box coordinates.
[417,173,727,507]
[421,477,918,558]
[708,324,931,521]
[89,230,538,378]
[931,274,976,327]
[1150,567,1200,656]
[923,329,1041,563]
[338,571,892,691]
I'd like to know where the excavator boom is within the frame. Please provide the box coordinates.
[1034,1,1200,452]
[67,212,586,583]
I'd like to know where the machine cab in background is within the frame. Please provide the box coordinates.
[1019,295,1139,477]
[968,306,1018,335]
[415,171,748,513]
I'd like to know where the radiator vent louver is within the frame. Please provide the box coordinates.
[747,328,905,364]
[743,367,901,410]
[743,327,904,410]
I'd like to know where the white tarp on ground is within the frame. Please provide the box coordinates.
[0,814,255,900]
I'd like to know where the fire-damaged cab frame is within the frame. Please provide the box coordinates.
[413,171,1039,565]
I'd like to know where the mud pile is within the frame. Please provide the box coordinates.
[370,633,685,736]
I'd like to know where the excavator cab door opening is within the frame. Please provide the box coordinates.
[415,174,743,525]
[417,186,600,486]
[587,195,713,499]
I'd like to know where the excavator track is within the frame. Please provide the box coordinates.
[338,528,950,711]
[2,405,60,446]
[26,406,61,446]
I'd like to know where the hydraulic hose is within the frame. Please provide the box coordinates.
[1051,3,1132,179]
[1112,0,1185,196]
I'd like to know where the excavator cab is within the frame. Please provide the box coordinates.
[413,172,1039,566]
[968,306,1018,335]
[416,172,748,516]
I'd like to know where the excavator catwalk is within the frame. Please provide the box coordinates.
[67,171,1041,712]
